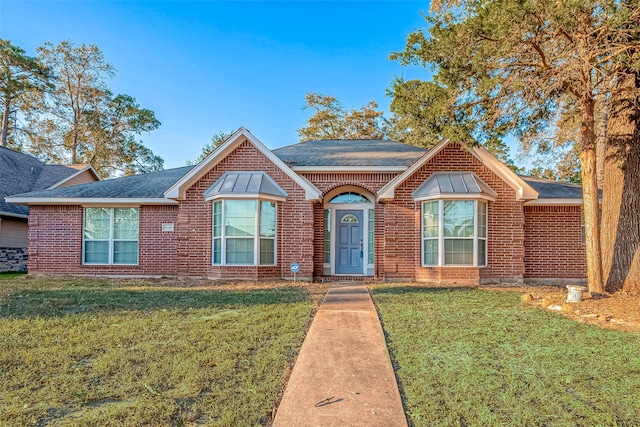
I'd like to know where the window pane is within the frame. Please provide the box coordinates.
[226,238,254,264]
[114,241,138,264]
[84,241,109,264]
[422,201,439,238]
[213,238,221,265]
[84,208,111,239]
[324,209,331,264]
[225,200,256,237]
[444,239,474,265]
[114,208,139,239]
[423,239,438,266]
[260,201,276,237]
[478,239,487,267]
[478,201,487,238]
[329,192,369,203]
[260,238,275,265]
[213,201,222,238]
[444,200,474,237]
[368,209,374,264]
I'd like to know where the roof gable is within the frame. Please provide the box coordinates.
[377,139,538,202]
[164,127,322,201]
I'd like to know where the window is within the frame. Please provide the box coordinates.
[422,200,487,267]
[329,192,370,204]
[84,207,139,265]
[212,200,277,265]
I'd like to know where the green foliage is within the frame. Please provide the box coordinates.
[389,0,640,178]
[22,40,162,177]
[0,277,316,426]
[298,92,390,141]
[187,130,232,165]
[0,39,52,148]
[374,285,640,426]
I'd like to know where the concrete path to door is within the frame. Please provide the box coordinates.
[273,282,407,427]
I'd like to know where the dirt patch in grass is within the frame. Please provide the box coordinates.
[485,284,640,332]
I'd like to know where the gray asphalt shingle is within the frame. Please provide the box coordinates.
[11,166,193,200]
[0,147,83,216]
[272,139,427,167]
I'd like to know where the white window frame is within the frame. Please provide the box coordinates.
[83,207,139,265]
[212,199,278,266]
[421,200,487,267]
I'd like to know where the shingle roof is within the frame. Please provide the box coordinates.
[0,147,86,217]
[272,139,427,167]
[519,176,584,199]
[10,166,193,200]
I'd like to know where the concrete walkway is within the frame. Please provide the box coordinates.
[273,282,407,427]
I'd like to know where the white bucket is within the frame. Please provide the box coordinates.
[566,285,588,303]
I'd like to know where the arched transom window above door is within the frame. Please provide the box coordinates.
[329,192,370,204]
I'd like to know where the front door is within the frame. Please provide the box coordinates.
[335,210,363,274]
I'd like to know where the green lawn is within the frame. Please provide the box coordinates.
[0,276,321,426]
[373,285,640,427]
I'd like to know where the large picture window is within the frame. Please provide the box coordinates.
[212,200,277,266]
[84,207,139,265]
[422,200,487,267]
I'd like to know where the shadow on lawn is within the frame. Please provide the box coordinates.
[373,285,478,296]
[0,286,308,319]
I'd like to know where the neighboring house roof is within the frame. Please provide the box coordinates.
[204,172,288,201]
[7,166,192,205]
[272,139,427,171]
[413,172,498,202]
[0,147,99,217]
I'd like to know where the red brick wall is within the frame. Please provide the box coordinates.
[524,205,586,279]
[176,139,315,279]
[303,173,397,279]
[28,205,179,276]
[382,143,526,283]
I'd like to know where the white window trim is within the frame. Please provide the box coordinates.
[83,207,139,265]
[212,199,278,266]
[421,200,487,268]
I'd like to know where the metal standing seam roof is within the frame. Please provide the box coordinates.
[204,172,288,200]
[412,172,498,201]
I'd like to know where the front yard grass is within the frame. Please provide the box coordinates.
[0,276,323,426]
[373,285,640,427]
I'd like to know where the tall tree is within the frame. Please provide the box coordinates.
[28,41,162,176]
[298,92,390,141]
[391,0,640,293]
[187,130,232,165]
[0,39,52,148]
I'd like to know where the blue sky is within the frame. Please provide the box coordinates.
[2,1,452,170]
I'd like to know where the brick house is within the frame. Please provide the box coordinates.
[0,146,99,272]
[7,127,586,284]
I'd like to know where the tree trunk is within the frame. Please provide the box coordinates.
[596,106,608,189]
[579,96,604,294]
[1,98,10,148]
[602,72,640,294]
